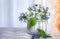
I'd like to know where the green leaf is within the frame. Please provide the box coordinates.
[28,17,37,29]
[45,34,52,37]
[38,9,41,13]
[41,15,46,21]
[19,13,27,22]
[37,28,46,37]
[37,28,51,38]
[28,7,32,11]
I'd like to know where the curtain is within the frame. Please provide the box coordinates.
[56,0,60,32]
[0,0,13,27]
[0,0,29,27]
[0,0,43,27]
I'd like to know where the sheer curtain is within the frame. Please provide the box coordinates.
[11,0,44,28]
[0,0,34,27]
[12,0,36,28]
[0,0,43,28]
[0,0,13,27]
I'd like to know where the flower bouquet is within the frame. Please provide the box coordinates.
[19,4,51,39]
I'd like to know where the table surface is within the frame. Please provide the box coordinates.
[0,27,60,39]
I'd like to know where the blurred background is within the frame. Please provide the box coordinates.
[0,0,60,39]
[0,0,55,27]
[0,0,57,33]
[0,0,45,28]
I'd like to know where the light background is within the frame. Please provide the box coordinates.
[0,0,59,35]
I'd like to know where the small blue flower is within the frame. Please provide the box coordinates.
[41,15,49,20]
[45,16,49,20]
[44,37,47,39]
[32,34,36,39]
[42,7,48,13]
[42,7,45,12]
[46,7,48,11]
